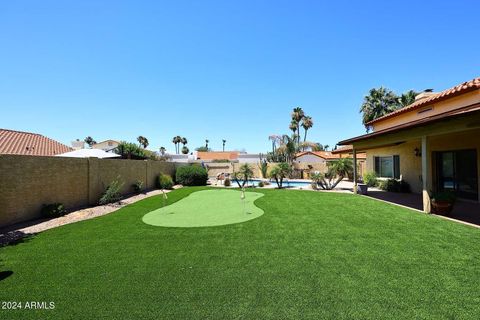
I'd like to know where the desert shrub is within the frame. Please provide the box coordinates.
[41,203,66,218]
[379,179,410,193]
[157,174,174,189]
[224,178,231,187]
[99,179,124,205]
[257,181,264,187]
[132,180,144,193]
[176,165,208,186]
[363,172,378,187]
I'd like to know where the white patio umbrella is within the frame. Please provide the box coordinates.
[56,149,121,159]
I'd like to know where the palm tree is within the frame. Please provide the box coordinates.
[289,120,298,136]
[268,135,279,153]
[205,139,209,149]
[159,146,166,155]
[171,137,177,154]
[181,146,189,154]
[291,107,304,145]
[84,136,97,148]
[399,90,419,107]
[181,137,188,147]
[301,116,313,144]
[137,136,149,149]
[222,139,226,152]
[269,162,292,188]
[360,87,400,132]
[324,144,330,151]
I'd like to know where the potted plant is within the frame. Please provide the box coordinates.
[430,191,456,215]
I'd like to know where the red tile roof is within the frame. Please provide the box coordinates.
[295,151,340,160]
[366,77,480,125]
[0,129,72,156]
[197,151,239,160]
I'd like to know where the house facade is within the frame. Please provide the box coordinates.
[338,77,480,212]
[91,140,120,152]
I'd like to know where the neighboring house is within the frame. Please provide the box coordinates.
[294,151,340,164]
[91,140,120,152]
[0,128,72,156]
[237,153,262,163]
[338,77,480,212]
[196,151,239,161]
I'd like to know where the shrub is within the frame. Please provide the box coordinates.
[431,191,456,203]
[99,179,124,205]
[363,172,378,187]
[224,178,231,187]
[157,174,174,189]
[41,203,66,218]
[176,165,208,186]
[132,180,144,193]
[379,179,410,193]
[257,181,264,188]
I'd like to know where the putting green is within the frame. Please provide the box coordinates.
[142,189,265,227]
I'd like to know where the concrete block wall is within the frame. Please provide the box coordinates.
[0,155,176,228]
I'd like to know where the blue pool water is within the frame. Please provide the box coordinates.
[234,179,312,188]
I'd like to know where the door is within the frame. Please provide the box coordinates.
[435,149,478,200]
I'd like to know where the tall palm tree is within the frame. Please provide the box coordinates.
[181,137,188,147]
[360,87,400,132]
[175,136,182,154]
[399,90,419,107]
[268,135,279,153]
[291,107,304,145]
[289,120,298,136]
[205,139,209,149]
[159,146,166,155]
[222,139,226,152]
[137,136,149,149]
[301,116,313,144]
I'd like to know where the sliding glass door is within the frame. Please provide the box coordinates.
[435,149,478,200]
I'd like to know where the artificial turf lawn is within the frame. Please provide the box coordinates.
[143,189,264,227]
[1,187,480,319]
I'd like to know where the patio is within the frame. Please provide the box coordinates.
[366,189,480,226]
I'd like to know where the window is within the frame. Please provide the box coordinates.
[374,155,400,178]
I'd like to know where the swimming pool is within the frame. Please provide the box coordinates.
[232,179,312,188]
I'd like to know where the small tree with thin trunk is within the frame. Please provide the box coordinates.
[269,162,292,189]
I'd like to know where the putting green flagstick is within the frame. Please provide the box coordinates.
[240,188,246,214]
[162,190,168,207]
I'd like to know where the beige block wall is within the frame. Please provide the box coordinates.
[0,155,176,228]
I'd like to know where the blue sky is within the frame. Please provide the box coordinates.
[1,1,479,153]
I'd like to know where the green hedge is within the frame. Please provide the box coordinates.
[157,174,174,190]
[175,165,208,186]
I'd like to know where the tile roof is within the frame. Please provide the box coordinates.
[197,151,239,160]
[366,77,480,125]
[0,129,72,156]
[295,151,340,160]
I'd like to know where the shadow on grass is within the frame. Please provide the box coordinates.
[0,230,36,247]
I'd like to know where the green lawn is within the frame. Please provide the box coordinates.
[1,187,479,319]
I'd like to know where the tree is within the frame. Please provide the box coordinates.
[181,146,190,154]
[181,137,188,147]
[115,141,146,159]
[311,158,353,190]
[268,135,280,153]
[222,139,226,152]
[172,136,182,154]
[399,90,419,107]
[137,136,149,149]
[289,120,298,136]
[269,162,292,188]
[205,139,209,149]
[232,163,254,188]
[324,144,330,151]
[84,136,96,148]
[312,143,324,151]
[195,146,209,152]
[301,116,313,145]
[159,147,166,155]
[291,107,304,146]
[360,87,400,132]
